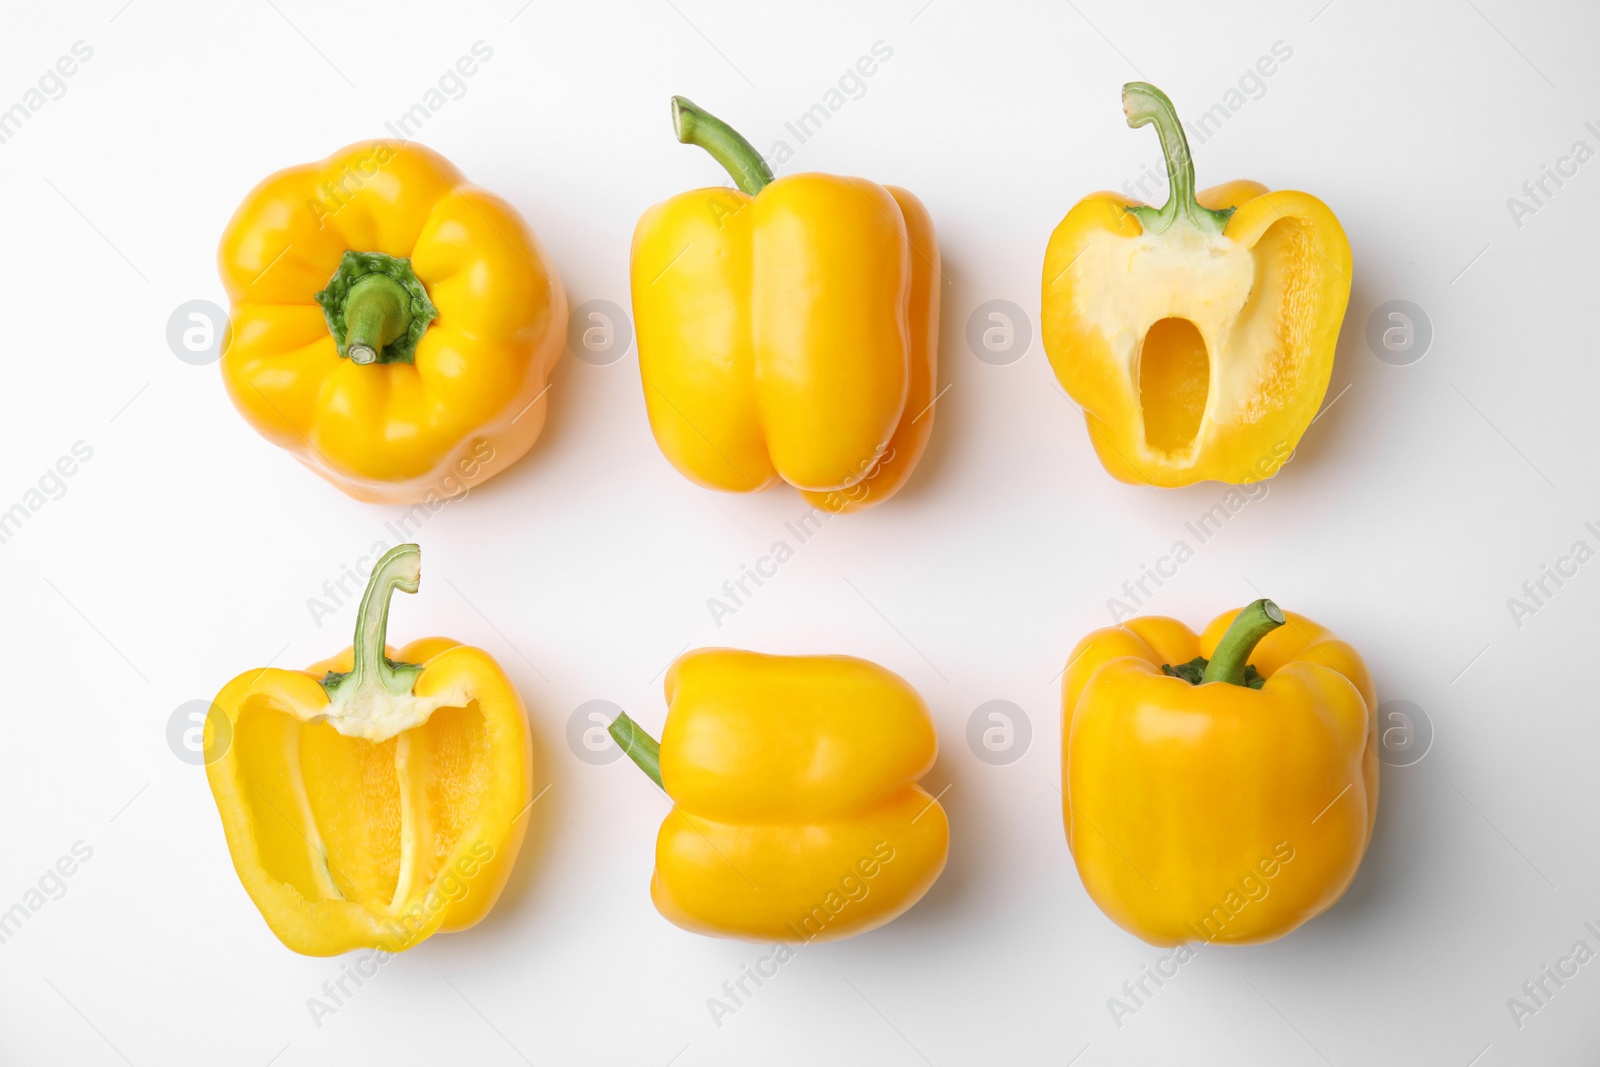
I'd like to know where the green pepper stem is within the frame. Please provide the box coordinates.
[320,544,424,702]
[1201,599,1285,686]
[1121,82,1233,236]
[315,251,437,366]
[608,711,663,789]
[343,274,412,366]
[672,96,774,197]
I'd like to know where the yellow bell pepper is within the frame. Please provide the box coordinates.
[218,141,566,504]
[205,544,534,956]
[1062,600,1378,946]
[1042,83,1352,487]
[631,98,939,514]
[608,649,948,942]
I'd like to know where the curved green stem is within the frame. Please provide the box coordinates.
[1201,599,1285,687]
[320,544,424,702]
[314,250,437,365]
[608,711,663,789]
[1121,82,1233,236]
[343,274,410,366]
[672,96,774,196]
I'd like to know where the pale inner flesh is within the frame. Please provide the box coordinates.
[1072,217,1305,459]
[234,698,491,913]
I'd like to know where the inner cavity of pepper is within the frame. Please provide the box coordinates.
[1139,316,1209,453]
[235,698,489,911]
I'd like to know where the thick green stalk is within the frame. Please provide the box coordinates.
[1121,82,1233,236]
[608,711,663,789]
[314,250,437,365]
[343,274,411,366]
[320,544,424,702]
[672,96,774,196]
[1201,598,1285,686]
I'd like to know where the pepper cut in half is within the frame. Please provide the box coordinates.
[631,98,940,514]
[609,649,948,942]
[1062,600,1377,946]
[219,141,566,503]
[1042,83,1352,487]
[206,545,535,955]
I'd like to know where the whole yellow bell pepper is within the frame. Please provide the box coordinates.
[218,141,567,504]
[205,544,534,956]
[1042,83,1352,487]
[1062,600,1377,946]
[631,98,939,514]
[608,649,948,941]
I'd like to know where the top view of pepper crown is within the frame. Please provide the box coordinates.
[217,142,567,504]
[1062,599,1378,946]
[1042,82,1353,488]
[630,96,940,514]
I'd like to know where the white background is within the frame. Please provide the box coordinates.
[1,0,1596,1063]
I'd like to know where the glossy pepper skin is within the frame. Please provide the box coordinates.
[218,141,566,504]
[205,545,534,956]
[608,649,949,942]
[1042,83,1351,487]
[1062,601,1377,946]
[631,98,939,514]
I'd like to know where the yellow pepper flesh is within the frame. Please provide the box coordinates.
[631,98,939,513]
[218,141,566,504]
[1042,84,1351,487]
[206,546,534,956]
[1062,601,1378,946]
[612,648,949,942]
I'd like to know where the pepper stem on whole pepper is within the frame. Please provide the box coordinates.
[1200,598,1285,686]
[672,96,774,196]
[343,274,412,365]
[1121,82,1234,237]
[608,711,664,789]
[320,543,425,703]
[314,250,438,366]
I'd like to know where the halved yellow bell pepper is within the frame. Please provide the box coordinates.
[1062,600,1378,946]
[205,545,534,956]
[608,649,948,942]
[631,98,939,513]
[218,141,566,504]
[1042,83,1351,487]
